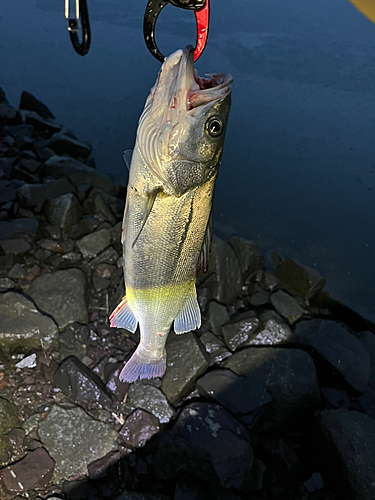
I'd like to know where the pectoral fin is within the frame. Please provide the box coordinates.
[109,296,138,332]
[132,188,161,248]
[122,149,133,170]
[174,290,201,334]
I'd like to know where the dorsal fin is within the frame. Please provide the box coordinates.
[122,150,133,170]
[132,188,161,248]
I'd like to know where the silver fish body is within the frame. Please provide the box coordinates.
[110,46,232,382]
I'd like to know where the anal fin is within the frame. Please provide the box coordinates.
[174,291,201,334]
[109,296,138,332]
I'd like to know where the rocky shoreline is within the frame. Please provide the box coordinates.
[1,88,375,500]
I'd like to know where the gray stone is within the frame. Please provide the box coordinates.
[244,310,293,346]
[45,192,82,232]
[199,331,232,365]
[228,236,264,279]
[44,156,117,195]
[23,111,61,136]
[0,239,31,255]
[294,319,371,393]
[29,269,88,331]
[205,300,230,336]
[161,332,209,404]
[76,228,112,259]
[38,404,118,482]
[314,409,375,500]
[19,90,55,120]
[221,311,260,351]
[274,258,326,304]
[47,131,92,159]
[0,218,39,240]
[17,177,74,206]
[126,381,175,424]
[0,292,59,352]
[15,353,37,369]
[224,347,321,431]
[8,263,26,280]
[270,290,306,324]
[0,278,15,290]
[119,409,160,449]
[249,285,269,307]
[88,188,125,218]
[0,398,20,464]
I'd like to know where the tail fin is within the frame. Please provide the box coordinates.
[119,349,166,383]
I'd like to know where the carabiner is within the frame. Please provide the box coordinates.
[143,0,210,63]
[65,0,91,56]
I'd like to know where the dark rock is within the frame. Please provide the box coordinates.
[158,402,254,489]
[199,331,231,365]
[270,290,306,324]
[360,331,375,391]
[294,319,371,393]
[76,227,112,259]
[53,355,113,408]
[0,448,54,498]
[47,131,92,159]
[126,381,175,424]
[0,218,38,239]
[249,285,269,306]
[228,236,264,280]
[19,158,42,174]
[0,398,20,463]
[116,492,168,500]
[244,310,293,346]
[17,177,74,206]
[89,245,119,266]
[224,347,321,431]
[261,437,303,481]
[304,472,325,493]
[0,181,16,204]
[321,387,350,409]
[87,450,121,479]
[29,268,88,330]
[106,364,130,402]
[313,409,375,500]
[8,263,26,280]
[83,191,117,225]
[0,102,21,125]
[0,292,59,352]
[221,311,260,351]
[23,110,61,136]
[161,332,209,404]
[38,238,72,253]
[256,270,280,291]
[205,301,229,337]
[0,238,31,255]
[37,146,55,161]
[45,192,82,232]
[19,91,55,120]
[119,409,160,448]
[42,224,61,240]
[69,216,98,239]
[93,276,110,291]
[94,263,117,279]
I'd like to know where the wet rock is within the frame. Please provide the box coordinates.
[127,381,175,424]
[0,238,31,255]
[17,177,74,206]
[87,450,121,479]
[29,268,88,330]
[0,218,39,239]
[228,236,264,280]
[15,353,37,369]
[224,347,320,431]
[53,355,112,408]
[244,310,293,346]
[45,193,82,232]
[221,311,260,351]
[161,332,209,404]
[44,155,117,195]
[0,292,58,352]
[19,90,55,120]
[0,398,20,463]
[199,331,231,365]
[0,448,54,498]
[158,402,253,489]
[205,236,242,304]
[313,409,375,500]
[38,404,118,482]
[119,409,160,449]
[47,131,92,159]
[270,290,305,324]
[76,227,112,259]
[196,369,272,424]
[205,301,230,337]
[294,319,371,393]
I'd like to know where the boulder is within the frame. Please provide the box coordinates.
[228,236,264,279]
[119,409,160,449]
[45,192,82,232]
[47,131,92,159]
[221,311,260,351]
[270,290,305,325]
[126,381,175,424]
[76,228,112,259]
[17,178,74,206]
[19,91,55,120]
[0,218,39,240]
[205,301,230,337]
[243,310,293,346]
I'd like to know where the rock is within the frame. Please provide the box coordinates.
[205,236,242,304]
[17,177,74,206]
[29,268,88,330]
[158,402,253,489]
[223,347,321,431]
[0,239,31,255]
[92,276,110,291]
[261,437,303,481]
[19,91,55,120]
[83,192,116,225]
[221,311,260,351]
[0,398,20,463]
[44,155,117,195]
[228,236,264,279]
[270,290,306,324]
[0,218,39,239]
[294,319,371,393]
[47,131,92,159]
[116,492,168,500]
[314,409,375,500]
[0,292,58,352]
[90,245,119,267]
[76,228,112,259]
[45,193,82,232]
[0,102,20,125]
[199,331,231,365]
[161,332,209,404]
[360,331,375,391]
[196,369,272,424]
[8,263,26,280]
[321,387,350,409]
[38,404,118,482]
[15,353,37,369]
[126,381,175,424]
[304,472,325,493]
[0,448,54,498]
[23,111,61,136]
[0,181,16,204]
[53,355,112,408]
[244,310,293,346]
[0,278,15,290]
[94,263,117,279]
[119,409,160,449]
[87,450,121,479]
[205,301,230,337]
[249,285,269,307]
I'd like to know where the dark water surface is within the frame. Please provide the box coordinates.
[1,0,374,320]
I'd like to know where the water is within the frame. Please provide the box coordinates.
[1,0,374,321]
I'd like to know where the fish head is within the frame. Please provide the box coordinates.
[137,46,232,196]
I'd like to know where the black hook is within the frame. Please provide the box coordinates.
[65,0,91,56]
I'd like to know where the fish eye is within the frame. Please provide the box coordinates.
[206,117,223,137]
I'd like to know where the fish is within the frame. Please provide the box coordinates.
[109,45,232,383]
